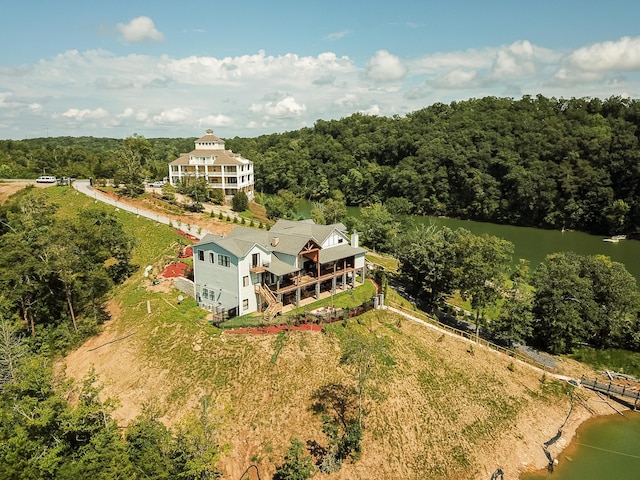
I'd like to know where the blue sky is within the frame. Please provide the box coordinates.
[2,0,640,139]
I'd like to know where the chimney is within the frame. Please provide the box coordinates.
[351,232,359,248]
[271,236,280,247]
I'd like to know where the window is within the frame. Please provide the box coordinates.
[243,276,249,287]
[198,250,204,261]
[252,253,260,268]
[209,252,215,263]
[338,238,344,243]
[218,254,230,267]
[243,299,249,310]
[203,288,209,299]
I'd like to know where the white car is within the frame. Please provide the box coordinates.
[148,181,165,188]
[36,176,57,183]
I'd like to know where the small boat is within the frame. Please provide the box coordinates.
[603,235,626,243]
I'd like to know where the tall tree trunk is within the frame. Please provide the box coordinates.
[65,285,78,332]
[21,297,35,337]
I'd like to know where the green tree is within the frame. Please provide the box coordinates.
[0,314,28,386]
[532,252,640,353]
[127,405,175,479]
[532,252,593,354]
[455,230,514,338]
[265,190,298,220]
[324,198,347,224]
[231,191,249,212]
[493,259,534,345]
[117,134,152,197]
[273,438,315,480]
[170,395,222,479]
[356,203,398,252]
[339,329,393,429]
[397,225,461,310]
[580,254,639,348]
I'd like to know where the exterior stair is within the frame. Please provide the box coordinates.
[255,284,282,321]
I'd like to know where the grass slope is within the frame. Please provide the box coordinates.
[34,185,600,480]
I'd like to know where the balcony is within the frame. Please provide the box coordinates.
[250,261,270,273]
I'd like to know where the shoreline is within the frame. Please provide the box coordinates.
[513,392,629,479]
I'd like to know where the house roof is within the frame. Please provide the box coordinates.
[266,254,300,276]
[198,221,361,266]
[270,219,347,246]
[226,225,316,256]
[168,150,250,166]
[319,244,366,264]
[196,132,223,143]
[195,233,263,259]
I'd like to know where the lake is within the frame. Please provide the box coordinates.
[520,411,640,480]
[297,200,640,284]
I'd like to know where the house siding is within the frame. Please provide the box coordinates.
[193,244,240,314]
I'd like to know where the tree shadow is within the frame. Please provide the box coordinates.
[309,382,358,429]
[306,382,361,473]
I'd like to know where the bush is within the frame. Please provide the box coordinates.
[273,438,315,480]
[232,191,249,212]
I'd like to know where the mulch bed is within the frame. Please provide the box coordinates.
[161,261,192,278]
[178,246,193,258]
[226,323,324,335]
[174,229,199,242]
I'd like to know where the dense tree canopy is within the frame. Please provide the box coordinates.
[0,190,135,347]
[4,95,640,234]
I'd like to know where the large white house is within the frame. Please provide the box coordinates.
[168,129,254,201]
[192,219,366,320]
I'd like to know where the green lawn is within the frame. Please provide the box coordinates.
[569,347,640,378]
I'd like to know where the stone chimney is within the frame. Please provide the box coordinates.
[271,236,280,247]
[351,231,359,248]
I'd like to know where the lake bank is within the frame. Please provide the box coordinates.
[519,408,640,479]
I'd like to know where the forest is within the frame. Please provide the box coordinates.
[2,95,640,236]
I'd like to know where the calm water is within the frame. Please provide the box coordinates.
[520,411,640,480]
[297,200,640,284]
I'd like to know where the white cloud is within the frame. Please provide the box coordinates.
[198,114,234,128]
[249,96,306,118]
[326,30,350,41]
[3,35,640,139]
[60,108,109,120]
[430,69,479,89]
[359,104,381,115]
[366,50,407,82]
[567,36,640,72]
[116,16,164,43]
[152,107,192,124]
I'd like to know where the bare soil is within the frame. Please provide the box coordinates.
[0,181,52,202]
[62,307,615,480]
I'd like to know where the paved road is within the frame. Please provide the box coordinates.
[73,180,211,240]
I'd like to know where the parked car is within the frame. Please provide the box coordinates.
[148,181,165,188]
[36,175,57,183]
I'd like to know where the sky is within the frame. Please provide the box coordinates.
[2,0,640,140]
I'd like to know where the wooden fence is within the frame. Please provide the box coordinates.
[387,302,556,373]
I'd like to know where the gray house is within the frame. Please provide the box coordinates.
[192,219,366,319]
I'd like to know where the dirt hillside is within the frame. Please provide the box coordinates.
[0,181,52,202]
[63,301,613,480]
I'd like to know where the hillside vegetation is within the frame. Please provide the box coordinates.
[3,95,640,235]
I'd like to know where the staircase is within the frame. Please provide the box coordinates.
[255,284,282,321]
